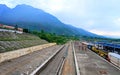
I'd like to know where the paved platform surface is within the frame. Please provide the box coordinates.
[74,42,120,75]
[0,45,61,75]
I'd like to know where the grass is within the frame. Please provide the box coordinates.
[0,32,48,53]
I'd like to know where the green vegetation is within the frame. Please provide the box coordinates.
[31,30,79,44]
[0,32,48,53]
[0,28,79,53]
[23,28,29,33]
[80,36,120,43]
[0,32,41,41]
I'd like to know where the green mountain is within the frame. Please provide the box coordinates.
[0,4,101,37]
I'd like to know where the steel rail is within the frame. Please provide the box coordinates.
[55,44,69,75]
[30,45,65,75]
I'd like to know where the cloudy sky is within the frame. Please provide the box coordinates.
[0,0,120,38]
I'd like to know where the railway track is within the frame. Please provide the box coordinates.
[30,45,68,75]
[0,42,80,75]
[0,45,61,75]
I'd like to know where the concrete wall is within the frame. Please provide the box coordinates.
[0,43,56,63]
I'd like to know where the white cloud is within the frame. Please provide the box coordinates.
[0,0,14,7]
[0,0,88,14]
[113,18,120,25]
[90,29,120,38]
[87,20,94,26]
[1,0,120,38]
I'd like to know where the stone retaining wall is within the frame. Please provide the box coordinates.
[0,43,56,63]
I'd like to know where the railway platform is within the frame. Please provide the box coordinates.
[74,42,120,75]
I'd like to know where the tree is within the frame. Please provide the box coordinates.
[23,28,29,33]
[41,30,45,34]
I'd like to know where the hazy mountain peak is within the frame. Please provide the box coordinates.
[13,4,44,12]
[0,4,7,7]
[0,4,10,9]
[14,4,33,9]
[0,4,11,16]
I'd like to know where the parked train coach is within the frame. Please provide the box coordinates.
[108,52,120,67]
[87,42,120,68]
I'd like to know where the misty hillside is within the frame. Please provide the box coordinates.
[0,4,101,37]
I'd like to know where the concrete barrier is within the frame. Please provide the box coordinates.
[0,43,56,63]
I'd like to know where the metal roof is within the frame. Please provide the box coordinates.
[94,42,120,48]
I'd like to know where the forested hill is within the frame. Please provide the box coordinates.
[0,4,101,37]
